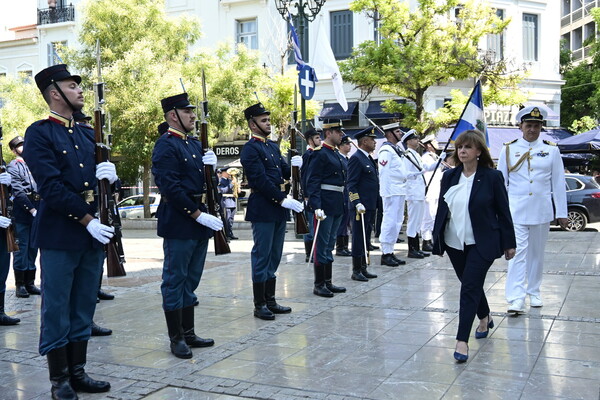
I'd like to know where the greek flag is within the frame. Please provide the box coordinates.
[452,80,488,145]
[288,13,305,71]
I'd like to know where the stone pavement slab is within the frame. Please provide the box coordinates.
[1,223,599,400]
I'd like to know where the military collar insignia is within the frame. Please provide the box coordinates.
[251,134,267,143]
[48,112,74,128]
[167,127,186,139]
[322,142,336,150]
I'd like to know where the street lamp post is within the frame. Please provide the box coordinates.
[274,0,326,151]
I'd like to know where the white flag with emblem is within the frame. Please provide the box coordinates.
[311,15,348,111]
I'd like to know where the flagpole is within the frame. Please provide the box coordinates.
[425,80,481,194]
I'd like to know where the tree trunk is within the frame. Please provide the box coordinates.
[414,88,426,124]
[142,161,151,218]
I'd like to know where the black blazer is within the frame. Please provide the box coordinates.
[432,165,516,262]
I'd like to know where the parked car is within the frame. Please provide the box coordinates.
[117,194,161,219]
[560,174,600,231]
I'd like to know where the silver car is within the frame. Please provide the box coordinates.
[117,194,161,219]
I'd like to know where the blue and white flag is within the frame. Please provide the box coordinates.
[452,80,488,145]
[288,13,305,71]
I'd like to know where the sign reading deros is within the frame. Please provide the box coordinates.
[214,145,243,157]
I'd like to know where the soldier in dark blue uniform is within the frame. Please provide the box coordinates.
[335,134,352,257]
[217,167,238,240]
[152,93,222,359]
[7,136,41,298]
[24,64,114,399]
[300,129,321,262]
[347,127,379,282]
[0,156,17,326]
[305,120,347,297]
[240,103,304,320]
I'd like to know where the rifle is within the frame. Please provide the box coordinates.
[289,86,309,235]
[199,70,231,255]
[93,40,126,277]
[0,120,18,252]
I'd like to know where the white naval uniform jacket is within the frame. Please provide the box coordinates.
[377,143,409,197]
[497,137,567,225]
[404,148,433,201]
[422,151,442,200]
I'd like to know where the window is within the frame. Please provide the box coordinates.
[435,98,453,110]
[487,9,504,61]
[330,10,353,60]
[237,19,258,50]
[566,177,584,191]
[373,11,381,45]
[523,13,538,61]
[47,41,67,66]
[287,15,309,65]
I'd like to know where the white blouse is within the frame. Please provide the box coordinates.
[443,172,476,250]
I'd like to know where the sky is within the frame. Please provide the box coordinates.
[0,0,38,40]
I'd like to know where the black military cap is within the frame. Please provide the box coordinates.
[354,127,376,140]
[322,119,343,130]
[34,64,81,93]
[8,136,24,150]
[304,128,321,140]
[340,135,351,145]
[244,103,270,120]
[161,93,196,114]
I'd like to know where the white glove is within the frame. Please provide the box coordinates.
[202,150,217,166]
[0,172,11,186]
[408,170,425,179]
[96,162,118,184]
[86,219,114,245]
[195,212,223,231]
[281,197,304,213]
[0,216,11,228]
[31,209,37,217]
[314,209,327,220]
[356,203,366,214]
[291,155,303,168]
[439,151,447,161]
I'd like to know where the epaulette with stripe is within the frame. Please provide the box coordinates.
[503,139,518,146]
[543,140,557,146]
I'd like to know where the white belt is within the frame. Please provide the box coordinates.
[321,184,344,192]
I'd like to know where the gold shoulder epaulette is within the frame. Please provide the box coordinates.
[504,139,518,146]
[543,140,557,146]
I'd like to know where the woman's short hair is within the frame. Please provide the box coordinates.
[451,130,494,168]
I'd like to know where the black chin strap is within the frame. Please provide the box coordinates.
[173,108,191,134]
[52,81,85,121]
[251,117,268,137]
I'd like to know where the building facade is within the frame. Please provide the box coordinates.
[1,0,564,128]
[561,0,597,64]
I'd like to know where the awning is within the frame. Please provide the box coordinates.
[318,102,358,121]
[365,99,405,119]
[437,126,572,160]
[557,128,600,152]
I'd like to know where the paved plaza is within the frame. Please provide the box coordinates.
[1,221,600,400]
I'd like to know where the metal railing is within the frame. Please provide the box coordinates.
[37,5,75,25]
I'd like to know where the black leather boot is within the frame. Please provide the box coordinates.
[164,309,192,359]
[325,263,346,293]
[351,257,368,281]
[67,341,110,393]
[360,256,378,279]
[417,234,430,257]
[25,270,41,295]
[253,282,275,320]
[47,346,78,400]
[407,236,424,259]
[304,240,313,263]
[181,306,214,347]
[90,322,112,336]
[0,292,20,325]
[14,271,29,298]
[421,239,434,252]
[391,253,406,265]
[335,236,351,256]
[265,278,291,314]
[381,253,400,266]
[313,263,334,297]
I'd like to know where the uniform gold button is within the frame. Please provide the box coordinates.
[84,182,89,187]
[79,163,84,168]
[184,158,187,162]
[75,145,79,149]
[68,129,73,133]
[530,180,533,183]
[192,155,196,158]
[529,168,533,171]
[529,193,532,196]
[63,150,67,154]
[187,210,191,214]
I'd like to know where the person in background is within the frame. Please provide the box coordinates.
[335,134,352,257]
[300,129,322,262]
[420,134,445,252]
[432,130,516,363]
[217,167,238,240]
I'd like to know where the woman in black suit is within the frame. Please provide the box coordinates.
[432,130,516,362]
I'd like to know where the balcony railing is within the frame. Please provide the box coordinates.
[37,5,75,25]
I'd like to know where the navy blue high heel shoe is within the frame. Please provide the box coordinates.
[475,315,494,339]
[454,343,468,363]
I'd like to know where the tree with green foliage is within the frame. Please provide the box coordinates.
[0,76,48,161]
[342,0,525,134]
